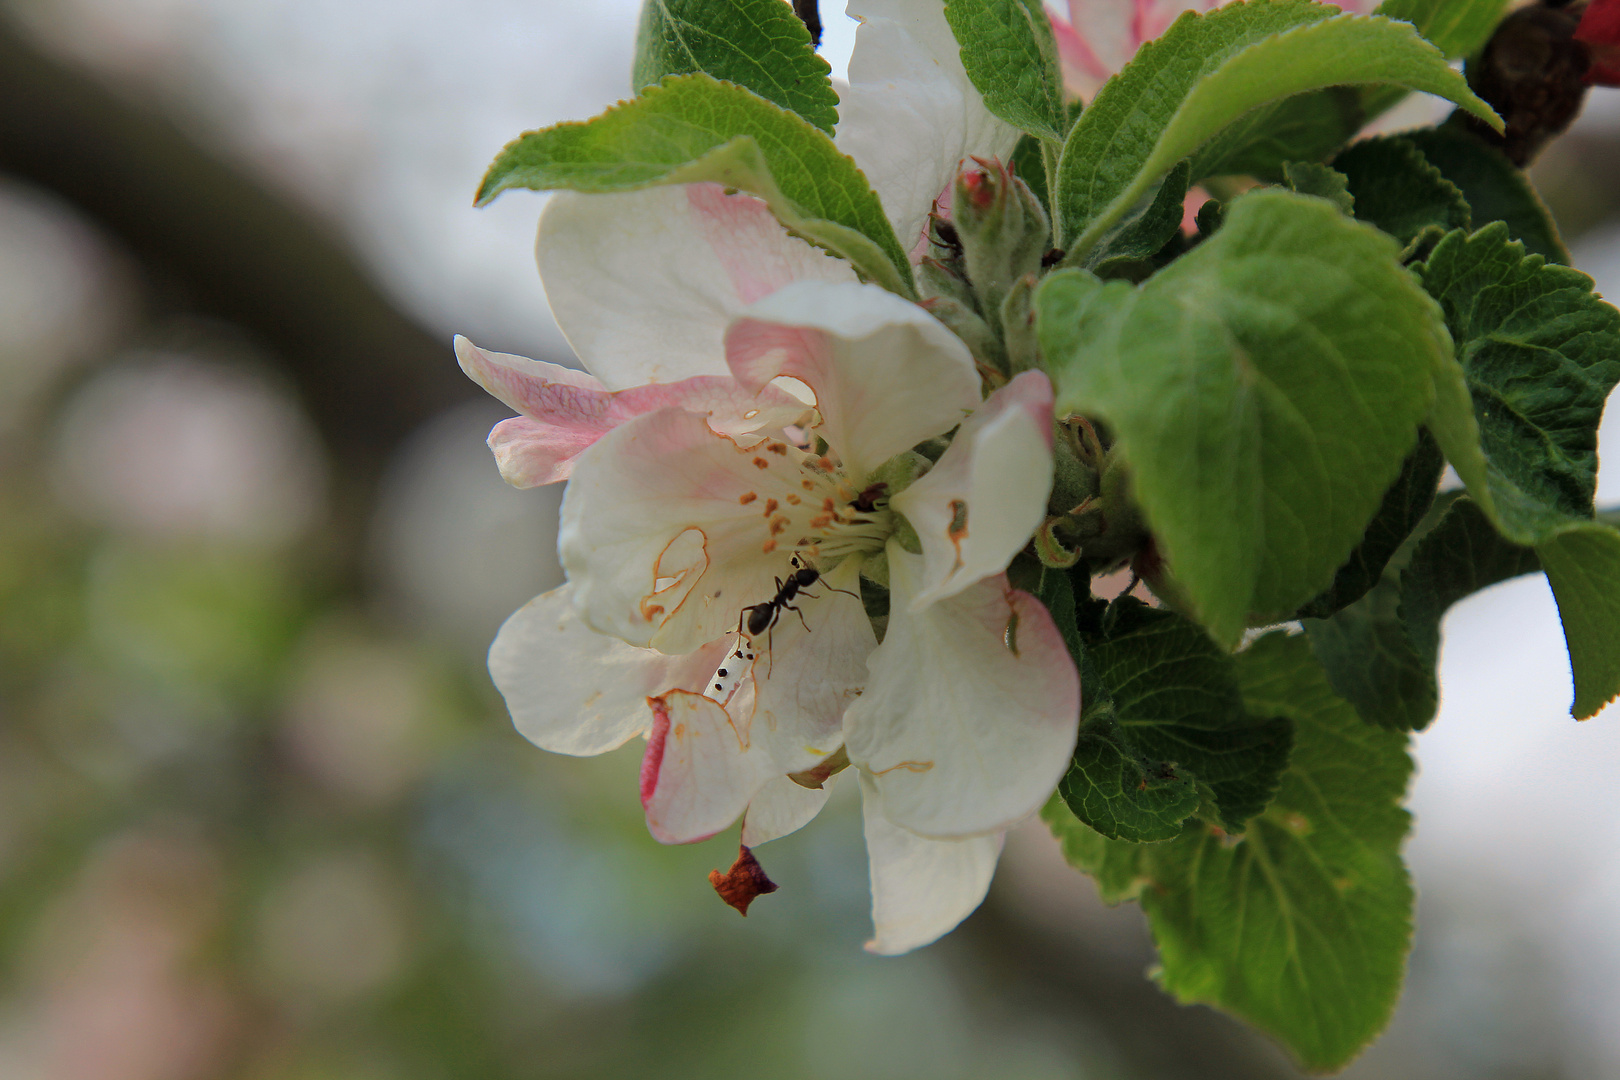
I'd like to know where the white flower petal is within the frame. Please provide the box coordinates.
[458,335,811,488]
[745,557,877,773]
[642,689,781,844]
[838,0,1023,251]
[844,545,1080,837]
[558,407,838,652]
[741,774,834,847]
[892,371,1054,608]
[488,585,727,756]
[725,280,980,478]
[861,774,1004,955]
[538,185,857,390]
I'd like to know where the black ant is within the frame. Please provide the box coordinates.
[707,556,861,702]
[851,482,887,515]
[740,556,857,662]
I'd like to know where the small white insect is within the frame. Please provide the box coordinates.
[704,633,757,706]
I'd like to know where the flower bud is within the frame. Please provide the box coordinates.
[920,295,1007,380]
[950,157,1051,330]
[999,273,1040,375]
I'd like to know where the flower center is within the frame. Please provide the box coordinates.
[734,438,892,565]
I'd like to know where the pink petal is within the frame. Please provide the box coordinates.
[458,336,808,489]
[642,690,780,844]
[725,281,981,479]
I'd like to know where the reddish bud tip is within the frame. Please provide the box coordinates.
[961,169,995,209]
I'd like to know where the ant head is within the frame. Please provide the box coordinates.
[792,567,819,587]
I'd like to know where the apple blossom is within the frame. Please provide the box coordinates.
[458,0,1083,955]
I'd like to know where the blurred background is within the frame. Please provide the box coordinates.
[1,2,1618,1077]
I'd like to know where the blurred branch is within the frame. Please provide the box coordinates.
[960,901,1304,1080]
[0,15,472,569]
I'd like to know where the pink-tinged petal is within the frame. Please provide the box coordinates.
[538,186,857,390]
[838,0,1023,252]
[455,334,604,410]
[860,774,1004,955]
[642,689,781,844]
[892,371,1055,609]
[488,585,728,756]
[725,281,980,479]
[558,407,845,653]
[1053,0,1225,97]
[741,774,834,847]
[486,416,596,487]
[845,546,1080,837]
[458,336,810,488]
[1048,4,1122,99]
[744,557,877,773]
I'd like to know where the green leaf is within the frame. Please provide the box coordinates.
[1083,160,1192,279]
[1060,598,1293,841]
[1053,0,1501,259]
[1037,190,1450,647]
[631,0,838,134]
[1283,160,1354,215]
[1361,0,1509,117]
[1192,87,1365,183]
[1010,133,1050,214]
[476,73,914,296]
[1045,632,1415,1072]
[1416,223,1620,543]
[1297,428,1445,619]
[1412,217,1620,719]
[1375,0,1507,57]
[1538,523,1620,718]
[945,0,1067,143]
[1405,125,1570,264]
[1062,730,1203,842]
[1335,135,1471,248]
[1307,495,1540,729]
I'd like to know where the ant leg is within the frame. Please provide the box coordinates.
[783,600,811,633]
